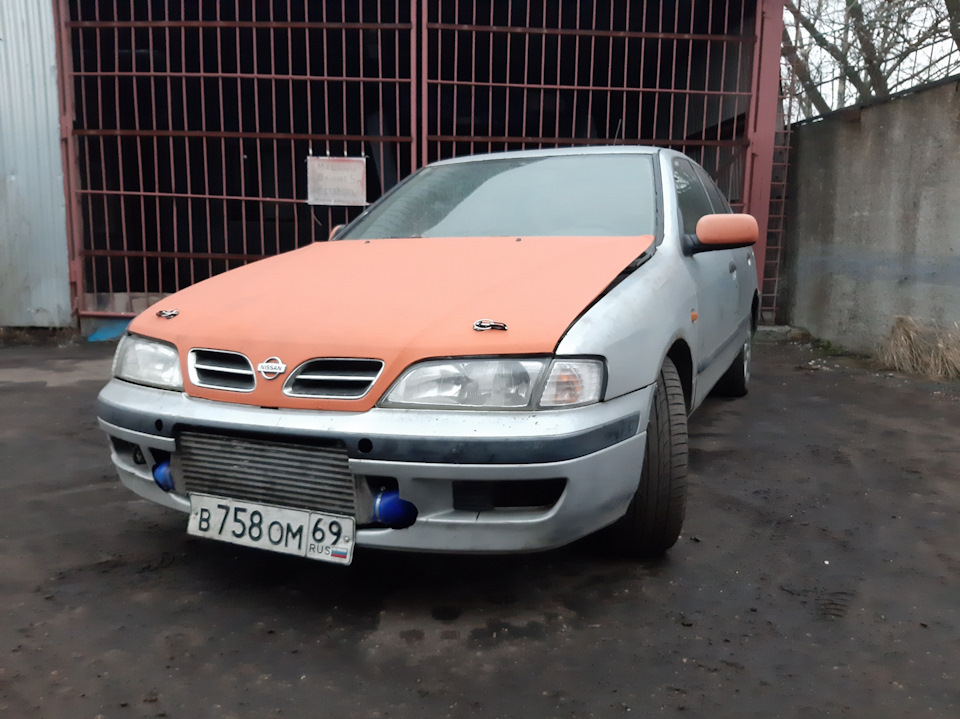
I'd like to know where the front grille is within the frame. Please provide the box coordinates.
[283,358,384,399]
[175,431,356,515]
[188,349,256,392]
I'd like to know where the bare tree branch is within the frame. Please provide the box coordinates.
[781,27,833,116]
[785,0,873,101]
[782,0,960,120]
[885,22,950,75]
[847,0,889,96]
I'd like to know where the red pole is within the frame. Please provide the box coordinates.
[420,0,429,168]
[52,0,85,320]
[744,0,785,289]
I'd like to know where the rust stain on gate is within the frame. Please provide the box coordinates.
[56,1,783,319]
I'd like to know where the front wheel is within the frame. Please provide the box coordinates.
[606,357,689,557]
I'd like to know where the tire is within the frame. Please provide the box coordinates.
[606,357,688,557]
[713,334,751,397]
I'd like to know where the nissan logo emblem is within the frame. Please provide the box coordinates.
[257,357,287,380]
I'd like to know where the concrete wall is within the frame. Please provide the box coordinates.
[784,79,960,352]
[0,1,72,327]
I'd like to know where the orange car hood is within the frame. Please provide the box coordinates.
[130,234,654,410]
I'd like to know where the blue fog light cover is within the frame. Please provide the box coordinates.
[152,461,174,492]
[374,490,418,528]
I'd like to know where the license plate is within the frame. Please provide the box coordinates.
[187,494,355,565]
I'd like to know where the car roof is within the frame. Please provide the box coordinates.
[430,145,667,167]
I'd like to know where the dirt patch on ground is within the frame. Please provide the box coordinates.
[0,326,82,348]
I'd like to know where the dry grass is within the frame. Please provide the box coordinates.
[876,316,960,381]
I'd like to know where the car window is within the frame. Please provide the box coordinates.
[341,154,658,239]
[692,163,732,214]
[672,158,715,235]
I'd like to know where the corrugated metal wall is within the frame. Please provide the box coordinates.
[0,0,73,327]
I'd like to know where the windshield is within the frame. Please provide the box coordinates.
[340,154,658,239]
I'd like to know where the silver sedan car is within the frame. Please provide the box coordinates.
[97,146,758,565]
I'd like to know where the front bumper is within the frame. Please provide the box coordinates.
[97,379,654,553]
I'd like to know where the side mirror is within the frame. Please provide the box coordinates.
[693,213,758,251]
[327,224,345,241]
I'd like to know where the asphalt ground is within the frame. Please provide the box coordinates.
[1,336,958,718]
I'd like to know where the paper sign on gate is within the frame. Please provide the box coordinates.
[306,156,367,206]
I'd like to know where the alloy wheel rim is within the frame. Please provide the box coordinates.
[743,340,752,384]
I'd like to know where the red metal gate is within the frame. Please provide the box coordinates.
[57,0,417,316]
[56,0,782,319]
[421,1,758,204]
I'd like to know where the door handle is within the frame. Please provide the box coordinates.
[728,261,737,274]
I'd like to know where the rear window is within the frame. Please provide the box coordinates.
[340,154,658,239]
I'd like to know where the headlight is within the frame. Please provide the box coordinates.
[380,357,604,410]
[112,334,183,390]
[539,359,605,408]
